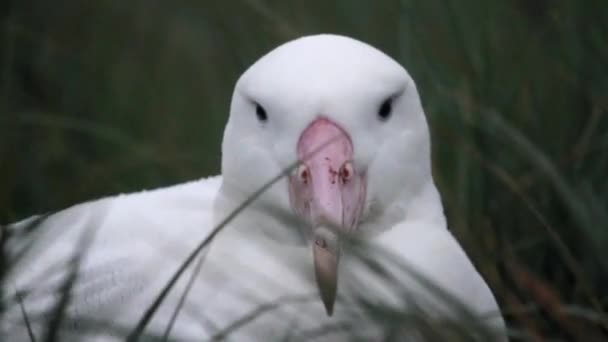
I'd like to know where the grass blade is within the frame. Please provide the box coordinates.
[15,289,36,342]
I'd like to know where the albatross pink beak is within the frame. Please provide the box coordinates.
[288,117,366,316]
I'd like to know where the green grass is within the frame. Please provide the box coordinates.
[1,0,607,340]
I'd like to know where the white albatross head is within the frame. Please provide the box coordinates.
[216,34,445,316]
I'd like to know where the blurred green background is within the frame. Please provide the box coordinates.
[1,0,607,339]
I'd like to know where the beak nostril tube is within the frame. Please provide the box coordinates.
[298,164,310,184]
[315,236,327,248]
[340,162,353,184]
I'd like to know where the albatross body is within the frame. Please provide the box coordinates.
[2,34,507,341]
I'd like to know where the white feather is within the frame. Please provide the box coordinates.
[2,34,506,341]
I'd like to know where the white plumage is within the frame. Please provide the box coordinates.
[2,34,506,341]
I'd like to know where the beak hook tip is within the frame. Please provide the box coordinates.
[322,298,334,316]
[313,234,338,317]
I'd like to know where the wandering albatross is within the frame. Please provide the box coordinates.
[1,34,507,341]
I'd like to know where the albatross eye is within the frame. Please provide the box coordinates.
[378,97,393,121]
[255,103,268,122]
